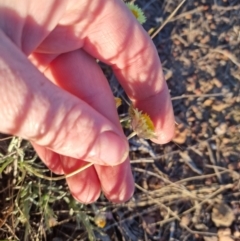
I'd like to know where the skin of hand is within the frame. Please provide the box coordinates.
[0,0,175,203]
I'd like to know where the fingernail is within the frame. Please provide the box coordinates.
[88,131,129,165]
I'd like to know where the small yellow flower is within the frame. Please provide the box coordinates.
[126,3,146,24]
[128,105,156,139]
[94,212,107,228]
[115,97,122,108]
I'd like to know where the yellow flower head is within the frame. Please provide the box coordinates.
[126,3,146,24]
[129,105,156,139]
[94,213,106,228]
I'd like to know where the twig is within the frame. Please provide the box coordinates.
[171,92,227,100]
[205,164,240,180]
[151,184,233,227]
[0,205,13,229]
[0,136,13,141]
[170,6,205,22]
[151,0,187,39]
[133,167,174,185]
[104,205,160,231]
[120,116,130,123]
[0,151,17,161]
[135,183,181,223]
[181,183,234,216]
[130,159,154,164]
[194,43,240,68]
[126,194,201,208]
[175,170,229,184]
[211,48,240,68]
[212,4,240,12]
[3,223,20,240]
[181,224,217,237]
[127,132,137,140]
[171,34,188,46]
[206,142,222,184]
[133,168,201,202]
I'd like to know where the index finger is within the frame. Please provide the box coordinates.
[36,0,175,143]
[82,0,175,143]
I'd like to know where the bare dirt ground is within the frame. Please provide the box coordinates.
[0,0,240,240]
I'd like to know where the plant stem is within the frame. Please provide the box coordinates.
[120,116,130,123]
[127,132,137,140]
[24,162,94,181]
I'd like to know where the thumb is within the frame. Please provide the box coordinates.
[0,32,128,166]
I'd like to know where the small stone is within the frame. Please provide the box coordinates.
[222,138,230,144]
[200,35,210,44]
[212,103,229,112]
[195,223,208,230]
[173,39,181,45]
[205,178,212,186]
[218,228,231,236]
[203,5,209,10]
[180,214,191,227]
[220,60,227,66]
[205,13,213,20]
[227,163,237,171]
[203,99,214,106]
[212,203,235,227]
[218,228,234,241]
[173,128,188,144]
[164,69,173,81]
[219,237,234,241]
[233,230,240,238]
[187,117,195,122]
[210,23,216,29]
[185,14,192,19]
[215,123,227,135]
[203,236,218,241]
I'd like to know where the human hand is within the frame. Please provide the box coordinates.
[0,0,175,203]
